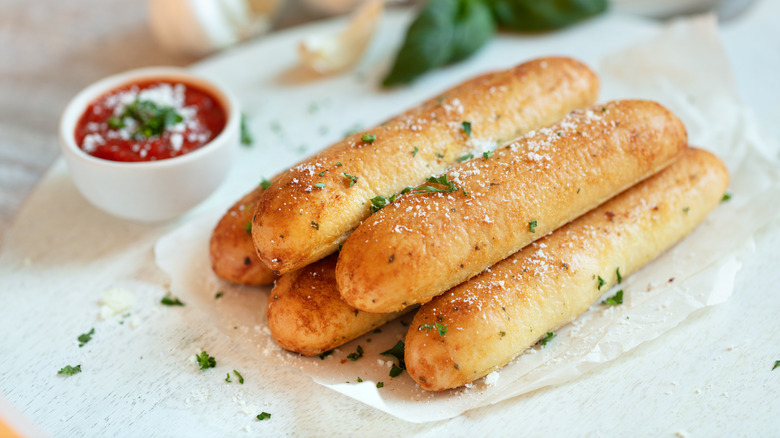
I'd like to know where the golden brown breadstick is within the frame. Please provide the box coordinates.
[210,184,276,286]
[253,57,599,274]
[267,254,411,356]
[404,148,729,391]
[337,100,687,313]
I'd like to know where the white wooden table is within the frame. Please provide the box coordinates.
[1,1,778,436]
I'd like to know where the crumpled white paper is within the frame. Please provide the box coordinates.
[155,15,780,423]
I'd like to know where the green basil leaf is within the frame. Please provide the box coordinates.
[382,0,457,86]
[383,0,495,86]
[449,0,496,62]
[489,0,607,31]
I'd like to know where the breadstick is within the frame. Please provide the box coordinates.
[253,57,599,274]
[267,254,411,356]
[404,147,729,391]
[210,184,276,286]
[337,100,687,313]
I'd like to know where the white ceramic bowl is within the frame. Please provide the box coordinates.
[59,67,239,222]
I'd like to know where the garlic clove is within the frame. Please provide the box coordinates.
[298,0,384,74]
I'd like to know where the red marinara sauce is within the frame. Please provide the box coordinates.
[74,80,226,162]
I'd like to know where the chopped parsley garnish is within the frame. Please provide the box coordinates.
[389,365,404,378]
[616,267,622,284]
[244,221,252,234]
[370,195,390,213]
[412,145,419,156]
[361,133,376,143]
[314,182,327,188]
[461,121,472,136]
[256,412,271,421]
[419,322,448,337]
[318,171,325,177]
[683,207,690,214]
[78,328,94,347]
[260,178,272,190]
[376,382,384,388]
[215,292,224,299]
[773,360,780,371]
[412,174,459,194]
[108,98,184,139]
[347,345,364,361]
[336,162,343,167]
[456,153,474,162]
[483,150,493,159]
[722,193,732,202]
[357,376,363,382]
[602,290,623,306]
[225,373,232,382]
[161,294,184,306]
[319,350,333,360]
[343,173,359,187]
[597,275,606,290]
[536,332,556,347]
[528,220,537,233]
[58,365,82,376]
[240,113,253,146]
[311,221,319,230]
[233,370,244,384]
[380,340,406,375]
[196,351,216,370]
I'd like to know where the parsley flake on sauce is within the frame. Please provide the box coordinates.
[196,351,216,370]
[58,365,82,376]
[161,295,184,306]
[602,290,623,306]
[78,328,95,347]
[257,412,271,421]
[376,382,384,388]
[109,98,184,139]
[318,350,334,360]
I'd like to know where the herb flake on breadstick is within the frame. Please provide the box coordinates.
[404,148,729,391]
[253,57,600,274]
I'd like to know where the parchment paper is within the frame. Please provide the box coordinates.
[155,15,780,422]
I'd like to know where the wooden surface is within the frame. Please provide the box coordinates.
[1,1,779,436]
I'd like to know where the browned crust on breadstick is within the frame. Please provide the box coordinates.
[209,185,276,286]
[267,254,411,356]
[404,148,729,391]
[337,100,688,313]
[252,57,600,274]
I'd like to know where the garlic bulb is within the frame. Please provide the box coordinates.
[148,0,283,56]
